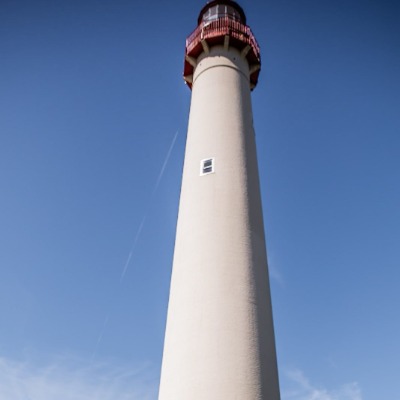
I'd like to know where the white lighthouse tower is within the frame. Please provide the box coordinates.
[159,1,280,399]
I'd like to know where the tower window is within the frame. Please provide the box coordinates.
[200,158,215,175]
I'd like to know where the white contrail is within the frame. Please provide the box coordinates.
[120,130,180,283]
[120,215,146,282]
[92,129,180,360]
[152,130,179,197]
[91,315,110,361]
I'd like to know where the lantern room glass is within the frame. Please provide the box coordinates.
[202,4,243,24]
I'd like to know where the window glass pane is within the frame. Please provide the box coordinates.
[203,5,218,23]
[226,6,239,20]
[201,158,214,175]
[210,5,217,18]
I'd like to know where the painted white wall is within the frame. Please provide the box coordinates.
[159,45,280,400]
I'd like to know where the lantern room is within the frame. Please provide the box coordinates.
[199,1,246,25]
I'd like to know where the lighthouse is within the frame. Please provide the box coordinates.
[159,1,280,399]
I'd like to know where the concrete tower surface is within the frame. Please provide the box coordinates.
[159,1,280,399]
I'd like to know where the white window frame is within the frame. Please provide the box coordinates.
[200,158,215,176]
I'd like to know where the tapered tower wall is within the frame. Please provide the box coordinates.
[159,2,280,399]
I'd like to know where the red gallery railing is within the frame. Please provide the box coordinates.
[183,17,261,90]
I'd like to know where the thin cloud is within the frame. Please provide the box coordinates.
[283,368,362,400]
[0,356,158,400]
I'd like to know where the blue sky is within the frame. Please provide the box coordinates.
[1,0,399,399]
